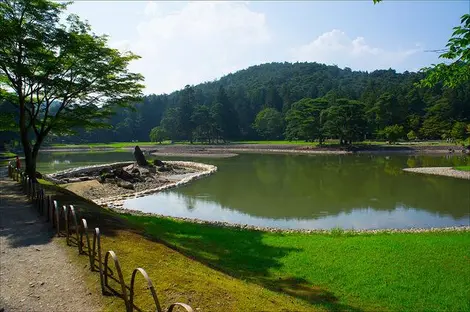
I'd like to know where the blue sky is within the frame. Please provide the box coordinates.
[67,1,469,94]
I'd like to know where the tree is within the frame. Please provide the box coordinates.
[160,107,180,143]
[178,85,196,143]
[419,14,470,89]
[0,0,143,178]
[322,99,367,145]
[407,130,417,141]
[374,1,469,89]
[253,108,284,140]
[284,98,327,143]
[149,126,166,144]
[379,124,405,144]
[213,86,238,141]
[450,122,467,141]
[191,105,215,143]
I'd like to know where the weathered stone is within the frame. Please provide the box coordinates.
[158,165,172,172]
[138,167,150,176]
[123,164,134,172]
[117,180,134,190]
[133,146,147,166]
[115,168,134,181]
[153,159,165,167]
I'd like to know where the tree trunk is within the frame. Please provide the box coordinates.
[19,95,36,179]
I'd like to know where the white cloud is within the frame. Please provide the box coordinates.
[291,29,422,71]
[116,1,271,94]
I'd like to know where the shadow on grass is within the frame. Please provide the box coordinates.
[36,183,363,311]
[128,216,364,312]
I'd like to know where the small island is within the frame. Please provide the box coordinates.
[45,146,217,208]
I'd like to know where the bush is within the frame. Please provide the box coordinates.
[407,130,417,141]
[379,124,405,144]
[149,126,166,143]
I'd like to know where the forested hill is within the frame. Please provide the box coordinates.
[3,61,469,145]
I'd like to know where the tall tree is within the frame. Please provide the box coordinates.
[178,85,196,143]
[285,98,327,143]
[322,99,367,145]
[160,107,180,143]
[213,86,238,141]
[253,108,284,140]
[0,0,143,177]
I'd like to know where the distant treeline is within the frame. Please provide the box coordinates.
[2,62,470,146]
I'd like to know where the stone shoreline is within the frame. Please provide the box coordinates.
[45,161,218,207]
[46,161,469,235]
[403,167,470,180]
[41,142,470,158]
[106,206,470,234]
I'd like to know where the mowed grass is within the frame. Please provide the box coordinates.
[454,166,470,171]
[123,215,470,312]
[48,139,457,149]
[50,141,166,149]
[40,184,321,312]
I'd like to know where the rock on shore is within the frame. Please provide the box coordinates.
[403,167,470,180]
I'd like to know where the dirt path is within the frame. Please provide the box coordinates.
[0,173,102,312]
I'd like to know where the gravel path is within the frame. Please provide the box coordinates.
[0,175,102,312]
[403,167,470,180]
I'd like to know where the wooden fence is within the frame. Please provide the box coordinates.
[7,164,194,312]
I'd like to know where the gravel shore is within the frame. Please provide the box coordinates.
[403,167,470,180]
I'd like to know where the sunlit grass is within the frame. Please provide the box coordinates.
[0,151,17,158]
[37,182,322,312]
[123,215,470,312]
[454,166,470,171]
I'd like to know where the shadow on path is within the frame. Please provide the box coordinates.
[0,179,55,248]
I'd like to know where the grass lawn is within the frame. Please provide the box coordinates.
[454,166,470,171]
[39,183,321,312]
[48,140,458,149]
[122,215,470,312]
[49,141,167,149]
[0,151,17,158]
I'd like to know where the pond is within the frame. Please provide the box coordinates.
[37,151,470,230]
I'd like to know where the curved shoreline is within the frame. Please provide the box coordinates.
[46,161,469,235]
[109,206,470,234]
[41,143,470,157]
[45,161,218,206]
[403,167,470,180]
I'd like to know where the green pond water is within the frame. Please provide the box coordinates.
[37,151,470,230]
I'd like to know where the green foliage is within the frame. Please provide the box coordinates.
[450,122,468,140]
[284,98,327,143]
[322,99,367,144]
[149,126,166,143]
[419,14,470,89]
[407,130,417,141]
[160,107,180,142]
[0,0,143,175]
[379,124,405,143]
[253,108,284,140]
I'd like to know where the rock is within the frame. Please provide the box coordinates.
[117,180,134,190]
[138,167,150,176]
[153,159,165,167]
[133,146,148,166]
[104,178,115,184]
[158,165,172,172]
[114,168,134,182]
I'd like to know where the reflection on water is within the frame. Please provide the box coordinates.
[37,151,470,230]
[124,191,469,230]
